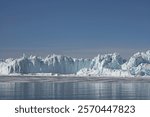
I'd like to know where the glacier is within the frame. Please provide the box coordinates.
[0,50,150,77]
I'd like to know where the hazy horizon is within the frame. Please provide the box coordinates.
[0,47,149,59]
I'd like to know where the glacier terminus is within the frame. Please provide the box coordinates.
[0,50,150,77]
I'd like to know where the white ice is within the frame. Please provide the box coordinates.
[0,50,150,77]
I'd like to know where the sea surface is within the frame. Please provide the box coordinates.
[0,76,150,100]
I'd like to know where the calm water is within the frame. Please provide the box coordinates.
[0,76,150,100]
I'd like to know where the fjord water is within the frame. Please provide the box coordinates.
[0,76,150,100]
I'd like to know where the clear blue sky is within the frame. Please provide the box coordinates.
[0,0,150,58]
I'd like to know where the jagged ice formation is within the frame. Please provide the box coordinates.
[0,50,150,77]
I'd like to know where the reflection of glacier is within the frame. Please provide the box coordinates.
[0,50,150,77]
[0,81,150,99]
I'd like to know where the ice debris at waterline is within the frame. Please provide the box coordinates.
[0,50,150,77]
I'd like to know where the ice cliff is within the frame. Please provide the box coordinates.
[0,54,91,75]
[0,50,150,77]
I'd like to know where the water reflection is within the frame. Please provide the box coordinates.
[0,79,150,99]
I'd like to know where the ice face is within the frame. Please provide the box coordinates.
[0,54,91,75]
[121,51,150,76]
[91,53,125,70]
[77,53,128,77]
[0,50,150,77]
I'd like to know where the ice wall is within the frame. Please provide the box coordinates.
[0,54,91,74]
[0,50,150,77]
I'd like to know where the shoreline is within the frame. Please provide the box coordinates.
[0,74,150,83]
